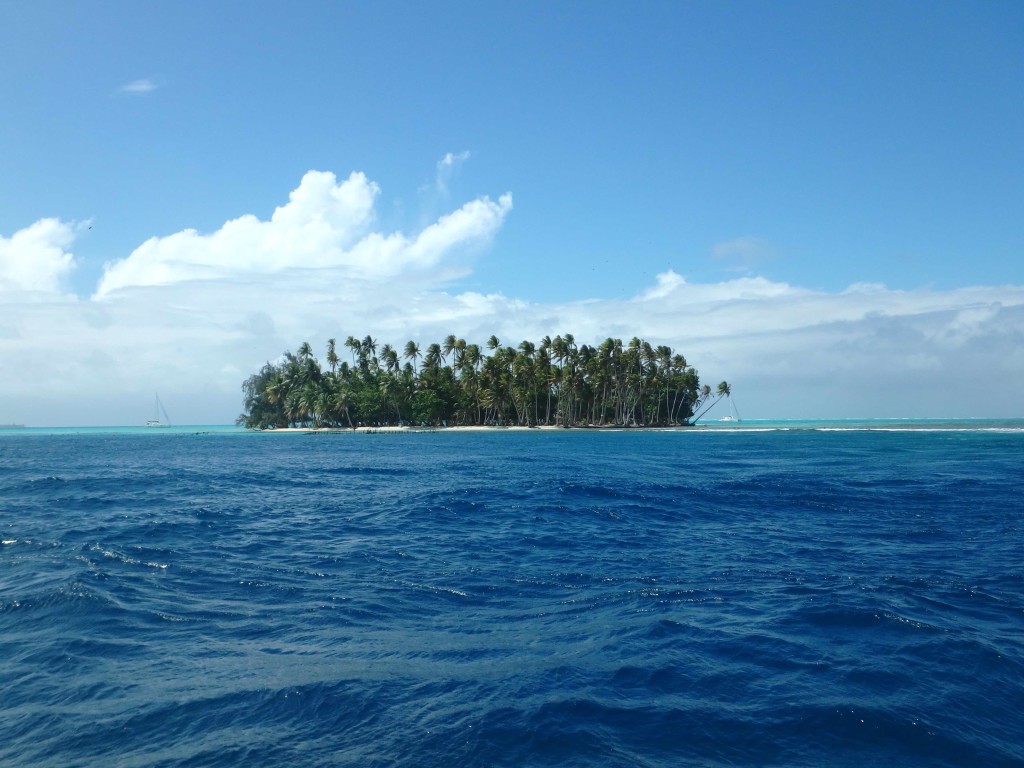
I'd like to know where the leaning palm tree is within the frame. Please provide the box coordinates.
[690,382,730,424]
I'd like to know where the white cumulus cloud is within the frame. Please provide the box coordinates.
[0,218,79,294]
[94,170,512,298]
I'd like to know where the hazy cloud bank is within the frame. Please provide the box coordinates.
[1,169,1021,425]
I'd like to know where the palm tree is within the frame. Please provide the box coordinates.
[690,383,731,424]
[460,344,483,422]
[285,388,304,427]
[627,337,644,425]
[381,344,399,374]
[361,335,377,369]
[561,334,578,425]
[326,338,339,373]
[536,348,553,424]
[518,340,538,424]
[423,343,442,372]
[315,386,333,428]
[545,362,561,426]
[380,373,403,424]
[331,380,355,428]
[452,337,467,369]
[403,340,421,377]
[464,343,482,372]
[345,336,360,367]
[595,338,615,424]
[656,345,672,425]
[442,334,458,365]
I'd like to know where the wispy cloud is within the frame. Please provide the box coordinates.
[434,150,471,196]
[712,236,774,272]
[118,79,158,95]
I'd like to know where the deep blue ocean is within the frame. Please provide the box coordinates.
[2,423,1022,767]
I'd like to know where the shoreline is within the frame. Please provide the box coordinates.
[248,419,1024,435]
[261,423,699,434]
[6,419,1022,434]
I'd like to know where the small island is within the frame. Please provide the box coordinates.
[237,334,730,430]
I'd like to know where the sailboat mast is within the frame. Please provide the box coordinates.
[157,394,171,427]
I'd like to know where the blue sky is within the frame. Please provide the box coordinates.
[1,1,1022,425]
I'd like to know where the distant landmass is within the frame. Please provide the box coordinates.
[237,333,731,430]
[0,424,26,429]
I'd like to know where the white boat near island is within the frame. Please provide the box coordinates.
[146,395,172,428]
[720,395,742,422]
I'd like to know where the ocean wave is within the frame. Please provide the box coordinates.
[1,429,1021,767]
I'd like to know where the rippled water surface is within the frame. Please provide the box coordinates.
[2,427,1022,766]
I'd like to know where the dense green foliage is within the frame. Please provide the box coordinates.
[236,334,729,429]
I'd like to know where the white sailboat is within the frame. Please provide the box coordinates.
[719,395,741,422]
[146,394,172,428]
